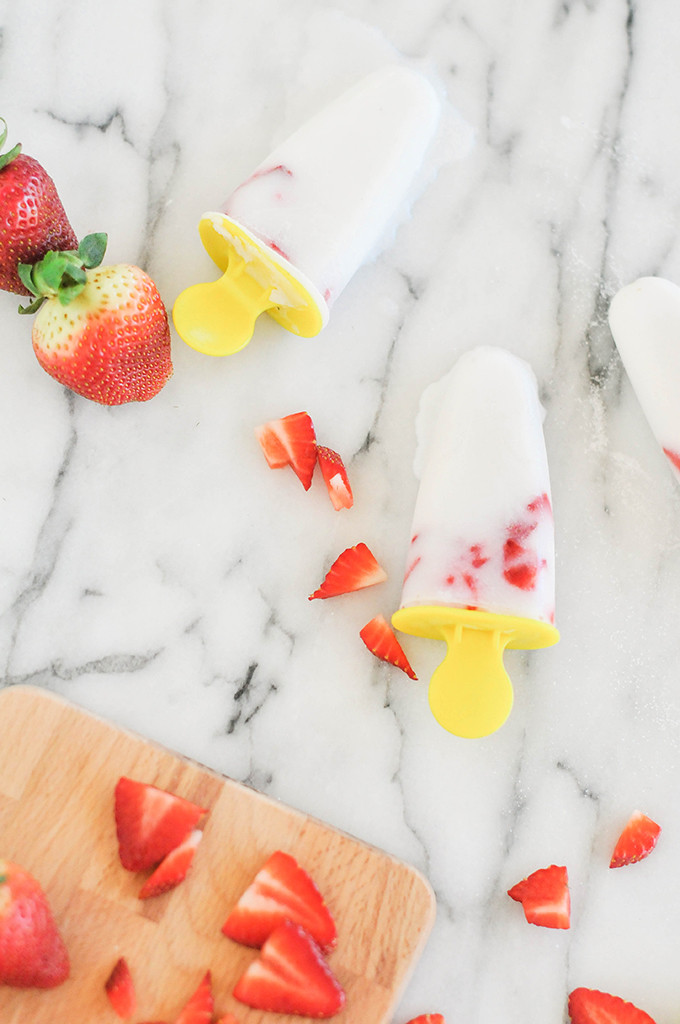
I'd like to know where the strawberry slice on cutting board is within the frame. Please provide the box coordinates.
[114,777,207,872]
[222,849,337,950]
[138,829,203,899]
[309,542,387,599]
[255,411,317,490]
[507,864,570,929]
[609,810,661,868]
[105,956,137,1018]
[568,987,656,1023]
[175,971,214,1024]
[233,920,345,1018]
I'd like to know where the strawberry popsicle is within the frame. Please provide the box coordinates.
[173,65,440,355]
[392,346,559,738]
[608,276,680,484]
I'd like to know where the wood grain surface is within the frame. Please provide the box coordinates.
[0,686,435,1023]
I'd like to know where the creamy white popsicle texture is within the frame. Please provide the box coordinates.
[392,346,559,738]
[173,65,441,355]
[608,276,680,484]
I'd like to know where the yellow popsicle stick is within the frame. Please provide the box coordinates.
[391,605,559,739]
[172,213,328,356]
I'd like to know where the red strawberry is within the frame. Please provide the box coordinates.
[18,233,172,405]
[568,987,656,1023]
[138,829,202,899]
[309,542,387,600]
[360,615,417,679]
[214,1016,240,1024]
[175,971,213,1024]
[0,118,78,295]
[317,446,353,510]
[222,849,337,951]
[507,864,570,929]
[0,860,69,988]
[609,811,661,868]
[114,776,207,873]
[233,921,345,1018]
[255,411,317,489]
[405,1017,446,1024]
[105,956,137,1018]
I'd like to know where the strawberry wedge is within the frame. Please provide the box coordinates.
[138,829,203,899]
[105,957,137,1019]
[233,921,345,1018]
[360,615,417,679]
[175,971,214,1024]
[609,810,661,868]
[317,446,353,510]
[568,987,656,1023]
[222,849,337,951]
[309,543,387,600]
[405,1017,446,1024]
[255,411,317,490]
[114,777,207,873]
[507,864,570,929]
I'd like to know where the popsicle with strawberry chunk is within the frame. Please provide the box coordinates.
[608,276,680,485]
[173,65,440,355]
[392,346,559,738]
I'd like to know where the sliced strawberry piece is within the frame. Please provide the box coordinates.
[317,446,353,510]
[138,829,202,899]
[255,411,317,490]
[105,957,136,1018]
[507,864,570,929]
[233,921,345,1018]
[0,860,69,988]
[609,810,661,868]
[568,987,656,1023]
[360,615,417,679]
[405,1016,446,1024]
[309,542,387,600]
[114,777,207,873]
[222,849,337,951]
[214,1016,240,1024]
[175,971,213,1024]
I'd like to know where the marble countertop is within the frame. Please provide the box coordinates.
[2,1,680,1021]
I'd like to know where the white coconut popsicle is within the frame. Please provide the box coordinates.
[392,346,559,738]
[173,65,441,355]
[608,276,680,484]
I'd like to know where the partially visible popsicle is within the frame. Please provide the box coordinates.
[173,65,440,355]
[608,276,680,485]
[392,346,559,738]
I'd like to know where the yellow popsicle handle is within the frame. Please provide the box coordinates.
[172,213,328,356]
[427,623,513,738]
[391,605,559,739]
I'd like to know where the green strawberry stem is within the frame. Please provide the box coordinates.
[0,117,22,171]
[18,232,108,314]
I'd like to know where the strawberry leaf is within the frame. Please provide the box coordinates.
[0,117,22,172]
[78,232,107,269]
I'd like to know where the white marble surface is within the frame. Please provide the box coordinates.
[2,1,680,1021]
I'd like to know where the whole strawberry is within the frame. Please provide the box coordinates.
[0,859,70,988]
[0,117,78,294]
[19,233,173,405]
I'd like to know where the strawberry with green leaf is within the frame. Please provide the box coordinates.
[18,232,172,405]
[0,118,78,295]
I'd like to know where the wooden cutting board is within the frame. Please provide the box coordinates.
[0,686,435,1023]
